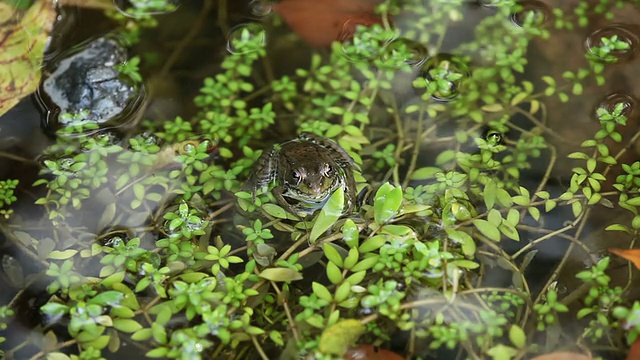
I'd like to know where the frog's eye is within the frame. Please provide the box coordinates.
[323,164,332,176]
[291,171,300,180]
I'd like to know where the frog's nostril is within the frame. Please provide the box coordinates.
[309,183,321,193]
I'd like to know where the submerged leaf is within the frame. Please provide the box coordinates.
[0,0,56,117]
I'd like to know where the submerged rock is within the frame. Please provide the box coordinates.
[39,36,142,133]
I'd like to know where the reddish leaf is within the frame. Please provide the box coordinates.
[609,248,640,270]
[344,345,404,360]
[628,336,640,360]
[530,352,591,360]
[273,0,384,46]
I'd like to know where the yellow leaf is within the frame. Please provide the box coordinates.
[318,319,365,355]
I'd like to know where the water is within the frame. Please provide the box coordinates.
[1,0,640,359]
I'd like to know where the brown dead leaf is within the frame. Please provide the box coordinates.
[530,352,592,360]
[609,248,640,270]
[0,0,56,117]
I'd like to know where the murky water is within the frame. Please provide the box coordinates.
[1,0,640,359]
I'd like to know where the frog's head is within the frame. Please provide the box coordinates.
[287,161,338,198]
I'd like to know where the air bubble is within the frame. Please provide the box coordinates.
[596,93,637,119]
[226,23,267,55]
[249,0,273,17]
[418,54,469,102]
[510,0,551,28]
[381,38,428,67]
[585,24,639,63]
[338,16,387,62]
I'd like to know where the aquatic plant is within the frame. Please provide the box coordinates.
[2,0,640,359]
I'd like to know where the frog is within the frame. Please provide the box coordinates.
[250,133,358,217]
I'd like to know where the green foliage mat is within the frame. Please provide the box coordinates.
[2,0,640,359]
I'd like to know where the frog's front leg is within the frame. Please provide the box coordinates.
[344,169,357,213]
[273,185,302,219]
[251,147,277,201]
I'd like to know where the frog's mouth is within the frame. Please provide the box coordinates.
[284,186,333,203]
[284,176,343,204]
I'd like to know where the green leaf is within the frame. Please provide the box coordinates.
[151,322,167,344]
[343,248,359,269]
[310,187,344,243]
[326,261,343,285]
[486,344,518,360]
[446,229,476,257]
[312,282,333,302]
[258,268,303,282]
[528,207,540,221]
[484,180,497,209]
[47,250,78,260]
[43,353,71,360]
[605,224,631,233]
[572,200,583,218]
[342,219,359,248]
[269,330,284,346]
[113,319,143,333]
[374,183,403,224]
[410,167,441,180]
[155,305,172,325]
[323,243,344,267]
[350,255,380,272]
[90,291,124,306]
[509,325,526,349]
[334,282,351,303]
[261,203,289,219]
[487,209,502,226]
[358,235,386,253]
[146,348,168,358]
[545,200,557,212]
[626,197,640,206]
[473,219,501,241]
[499,222,520,241]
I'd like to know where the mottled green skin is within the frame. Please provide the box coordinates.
[251,133,357,216]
